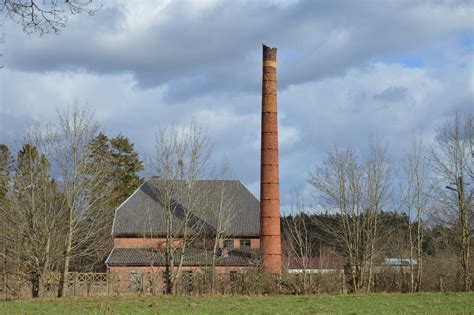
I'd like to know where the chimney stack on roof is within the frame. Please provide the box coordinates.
[259,44,282,273]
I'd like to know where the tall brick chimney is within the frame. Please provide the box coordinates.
[260,44,281,273]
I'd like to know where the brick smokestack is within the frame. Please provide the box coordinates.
[260,44,281,273]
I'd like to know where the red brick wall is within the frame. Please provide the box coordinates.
[114,238,182,249]
[115,237,259,249]
[218,238,260,249]
[250,239,260,249]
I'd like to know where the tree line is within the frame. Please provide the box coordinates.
[0,105,472,297]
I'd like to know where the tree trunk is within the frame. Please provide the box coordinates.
[173,239,187,294]
[415,215,422,292]
[211,236,219,294]
[31,271,40,298]
[367,228,377,293]
[58,216,73,298]
[458,176,471,291]
[408,221,415,293]
[164,243,173,294]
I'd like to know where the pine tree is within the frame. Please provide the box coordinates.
[88,132,115,183]
[110,134,144,205]
[77,133,143,270]
[89,133,144,207]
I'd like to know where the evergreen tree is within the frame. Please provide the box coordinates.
[88,132,115,184]
[89,133,144,207]
[75,133,143,270]
[110,134,144,205]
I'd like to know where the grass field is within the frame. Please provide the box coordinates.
[1,292,473,314]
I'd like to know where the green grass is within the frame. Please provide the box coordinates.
[1,292,473,314]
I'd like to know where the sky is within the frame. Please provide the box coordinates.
[0,0,473,210]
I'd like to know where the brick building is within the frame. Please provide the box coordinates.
[105,178,261,273]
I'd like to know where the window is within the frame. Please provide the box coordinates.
[240,239,251,248]
[223,239,234,249]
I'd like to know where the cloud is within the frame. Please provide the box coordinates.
[375,87,408,102]
[1,0,473,208]
[3,1,473,101]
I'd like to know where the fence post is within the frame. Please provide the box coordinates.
[141,271,144,294]
[73,273,77,297]
[107,271,110,297]
[439,275,443,292]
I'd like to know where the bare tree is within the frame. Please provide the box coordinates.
[309,140,391,293]
[401,135,431,292]
[0,135,63,297]
[209,159,237,293]
[1,0,100,35]
[149,120,212,294]
[431,113,473,291]
[283,189,316,294]
[364,139,392,292]
[48,106,115,297]
[309,147,366,293]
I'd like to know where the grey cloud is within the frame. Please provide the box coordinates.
[4,1,472,102]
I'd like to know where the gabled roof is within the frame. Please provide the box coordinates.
[112,179,260,237]
[106,247,260,267]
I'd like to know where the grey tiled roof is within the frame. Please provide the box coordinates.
[106,247,260,267]
[112,179,260,237]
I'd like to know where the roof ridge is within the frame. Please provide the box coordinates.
[147,178,241,182]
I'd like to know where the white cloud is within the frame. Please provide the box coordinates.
[279,125,301,147]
